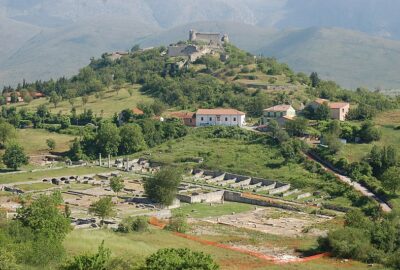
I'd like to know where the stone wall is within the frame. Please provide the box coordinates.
[177,190,225,204]
[224,191,300,211]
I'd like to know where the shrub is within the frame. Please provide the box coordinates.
[165,213,188,233]
[144,248,219,270]
[131,216,149,232]
[326,227,372,261]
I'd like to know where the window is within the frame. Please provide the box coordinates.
[189,119,192,123]
[225,117,228,121]
[201,117,204,121]
[209,117,212,121]
[233,117,237,122]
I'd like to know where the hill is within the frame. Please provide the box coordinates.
[256,27,400,90]
[0,16,159,86]
[142,23,400,89]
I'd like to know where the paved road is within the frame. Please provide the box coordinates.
[307,153,392,213]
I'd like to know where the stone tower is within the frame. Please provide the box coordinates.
[222,34,229,44]
[189,29,197,41]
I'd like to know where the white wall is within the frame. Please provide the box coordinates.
[196,114,245,127]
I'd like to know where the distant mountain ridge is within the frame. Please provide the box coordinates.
[2,0,400,90]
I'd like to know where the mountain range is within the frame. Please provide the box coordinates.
[1,0,400,90]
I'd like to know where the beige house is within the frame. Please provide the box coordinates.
[196,108,246,127]
[261,105,296,125]
[310,98,350,121]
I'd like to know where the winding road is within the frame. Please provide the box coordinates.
[307,152,392,213]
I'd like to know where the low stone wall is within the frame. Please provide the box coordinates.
[269,183,291,195]
[177,190,224,204]
[224,191,300,211]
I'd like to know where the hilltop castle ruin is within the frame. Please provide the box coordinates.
[189,29,229,46]
[167,30,229,63]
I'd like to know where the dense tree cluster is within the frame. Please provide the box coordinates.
[321,209,400,268]
[68,119,187,160]
[0,193,71,267]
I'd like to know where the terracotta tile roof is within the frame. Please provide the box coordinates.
[169,112,195,119]
[132,108,144,115]
[313,98,349,109]
[329,102,350,109]
[314,98,329,104]
[196,108,245,115]
[263,104,293,112]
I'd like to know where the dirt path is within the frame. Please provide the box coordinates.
[149,217,329,264]
[307,152,392,213]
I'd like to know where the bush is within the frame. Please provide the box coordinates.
[117,216,148,233]
[326,227,372,261]
[165,213,188,233]
[144,248,219,270]
[131,216,149,232]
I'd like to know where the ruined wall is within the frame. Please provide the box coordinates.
[224,191,300,211]
[177,190,225,204]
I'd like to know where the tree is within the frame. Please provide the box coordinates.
[0,120,16,148]
[46,138,56,150]
[325,227,372,261]
[16,192,70,242]
[110,176,124,197]
[119,124,146,155]
[280,139,307,164]
[60,115,71,129]
[68,98,75,107]
[36,104,49,118]
[144,167,182,206]
[310,72,320,87]
[49,91,61,108]
[61,241,111,270]
[285,117,308,137]
[144,248,219,270]
[82,95,89,107]
[89,197,114,223]
[358,121,381,143]
[3,143,29,170]
[322,133,342,153]
[315,102,331,120]
[127,88,134,97]
[382,167,400,194]
[96,122,121,156]
[131,44,140,52]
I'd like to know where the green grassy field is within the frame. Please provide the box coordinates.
[339,110,400,162]
[15,128,76,156]
[173,202,254,218]
[15,182,54,191]
[133,130,323,191]
[12,85,153,118]
[0,166,112,185]
[61,228,381,270]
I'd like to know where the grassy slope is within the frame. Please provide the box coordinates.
[339,109,400,162]
[12,85,153,118]
[133,130,323,192]
[15,128,75,155]
[62,229,380,270]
